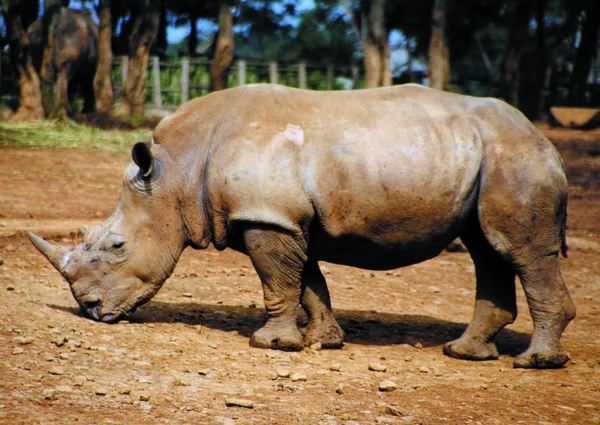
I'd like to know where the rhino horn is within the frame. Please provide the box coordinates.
[27,232,71,276]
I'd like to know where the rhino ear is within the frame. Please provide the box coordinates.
[132,142,154,179]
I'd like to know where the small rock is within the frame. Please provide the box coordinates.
[198,370,209,376]
[138,376,152,384]
[0,257,4,266]
[139,392,151,402]
[276,367,290,378]
[13,336,34,345]
[43,389,56,400]
[291,373,307,382]
[385,406,402,416]
[51,335,68,347]
[59,353,69,360]
[208,343,218,349]
[95,388,108,396]
[379,380,398,392]
[174,378,192,387]
[181,293,193,298]
[120,389,132,395]
[5,244,15,252]
[329,363,343,372]
[73,376,87,387]
[309,342,322,351]
[419,366,430,374]
[369,363,387,372]
[404,356,412,362]
[6,286,14,291]
[225,398,254,408]
[48,367,64,375]
[414,343,423,349]
[12,347,24,355]
[335,383,345,394]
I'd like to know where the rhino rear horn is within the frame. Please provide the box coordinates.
[132,141,154,179]
[27,232,70,275]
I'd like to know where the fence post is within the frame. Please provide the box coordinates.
[298,62,307,89]
[326,63,334,90]
[121,55,128,89]
[152,56,162,108]
[269,61,278,84]
[237,60,246,86]
[351,65,359,89]
[181,59,189,104]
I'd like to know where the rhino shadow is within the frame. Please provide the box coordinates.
[48,301,530,357]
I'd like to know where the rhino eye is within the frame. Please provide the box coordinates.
[112,241,125,250]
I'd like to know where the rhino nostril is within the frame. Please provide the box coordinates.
[82,300,101,321]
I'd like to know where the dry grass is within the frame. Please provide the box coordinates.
[0,120,153,153]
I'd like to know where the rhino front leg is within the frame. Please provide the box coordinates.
[300,261,345,348]
[244,225,306,351]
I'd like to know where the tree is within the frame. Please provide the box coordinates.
[209,2,234,91]
[428,0,450,90]
[1,0,44,121]
[94,0,113,114]
[501,0,533,108]
[362,0,391,88]
[568,0,600,106]
[116,0,162,117]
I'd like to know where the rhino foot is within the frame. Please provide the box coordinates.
[443,338,499,361]
[303,320,345,349]
[513,349,570,369]
[250,324,304,351]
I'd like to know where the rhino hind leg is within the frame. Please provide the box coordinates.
[243,225,306,351]
[444,220,517,361]
[513,255,575,369]
[300,261,345,348]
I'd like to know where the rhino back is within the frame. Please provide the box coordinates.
[199,85,485,266]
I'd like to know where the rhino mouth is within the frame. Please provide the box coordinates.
[80,302,123,324]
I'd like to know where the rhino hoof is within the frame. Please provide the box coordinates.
[250,326,303,351]
[513,350,570,369]
[443,339,499,361]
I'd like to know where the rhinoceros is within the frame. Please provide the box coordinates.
[29,84,576,369]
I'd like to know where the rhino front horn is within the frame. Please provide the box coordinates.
[27,232,69,275]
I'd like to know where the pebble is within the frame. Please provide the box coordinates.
[369,363,387,372]
[419,366,430,374]
[49,367,64,375]
[43,389,56,400]
[12,347,24,355]
[291,373,307,382]
[379,380,398,392]
[51,335,68,347]
[139,392,151,402]
[182,293,193,298]
[330,363,343,372]
[335,383,345,394]
[309,342,322,351]
[138,377,152,384]
[13,336,34,345]
[225,398,254,408]
[198,370,209,376]
[414,343,423,349]
[404,356,412,362]
[95,388,108,396]
[385,406,402,416]
[73,376,87,387]
[276,367,291,378]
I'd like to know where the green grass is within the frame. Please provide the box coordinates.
[0,120,153,154]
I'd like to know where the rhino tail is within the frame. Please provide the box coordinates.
[559,197,568,259]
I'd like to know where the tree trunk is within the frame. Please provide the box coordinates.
[363,0,391,88]
[428,0,451,91]
[568,2,600,106]
[530,0,549,120]
[502,1,532,108]
[94,0,113,114]
[209,3,234,92]
[2,0,44,122]
[116,0,162,117]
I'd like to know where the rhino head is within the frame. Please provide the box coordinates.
[28,141,199,323]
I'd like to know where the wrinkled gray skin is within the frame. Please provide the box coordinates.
[29,84,576,369]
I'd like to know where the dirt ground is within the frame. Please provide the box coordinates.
[0,127,599,424]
